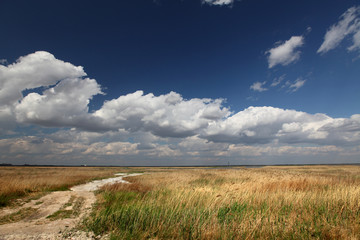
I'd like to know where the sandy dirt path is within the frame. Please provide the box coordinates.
[0,173,141,240]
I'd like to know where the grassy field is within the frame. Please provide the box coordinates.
[0,166,130,207]
[1,166,359,239]
[86,166,360,240]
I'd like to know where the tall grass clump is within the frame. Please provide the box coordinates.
[87,166,360,239]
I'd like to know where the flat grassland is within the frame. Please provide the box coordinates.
[1,166,360,239]
[0,166,131,207]
[88,166,360,239]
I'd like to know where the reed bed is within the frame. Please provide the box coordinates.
[87,166,360,239]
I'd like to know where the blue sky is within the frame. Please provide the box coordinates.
[0,0,360,165]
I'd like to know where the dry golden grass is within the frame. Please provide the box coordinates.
[101,178,152,194]
[0,166,139,207]
[2,165,360,239]
[88,165,360,239]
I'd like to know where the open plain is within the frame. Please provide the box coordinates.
[0,165,360,239]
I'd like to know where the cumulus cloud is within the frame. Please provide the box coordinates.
[0,106,16,134]
[0,51,85,107]
[318,6,360,54]
[250,81,268,92]
[0,51,89,133]
[216,144,344,158]
[1,51,360,165]
[93,91,231,137]
[1,130,357,165]
[0,134,184,165]
[49,129,134,145]
[1,52,231,137]
[83,141,139,156]
[0,136,87,160]
[202,106,360,146]
[15,77,102,128]
[202,0,234,6]
[178,136,229,154]
[266,36,304,68]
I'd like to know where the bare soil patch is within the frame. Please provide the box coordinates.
[0,173,140,240]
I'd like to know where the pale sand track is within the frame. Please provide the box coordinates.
[0,173,141,240]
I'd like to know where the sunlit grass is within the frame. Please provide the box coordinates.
[0,166,129,207]
[87,166,360,239]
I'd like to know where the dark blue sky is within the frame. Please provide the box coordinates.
[1,0,359,116]
[1,0,360,165]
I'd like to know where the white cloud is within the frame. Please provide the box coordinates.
[49,128,134,145]
[266,36,304,68]
[318,6,360,54]
[288,78,306,92]
[0,106,16,134]
[1,131,359,165]
[1,51,360,165]
[0,52,231,137]
[0,51,85,107]
[0,134,184,164]
[202,106,360,146]
[250,81,268,92]
[348,27,360,51]
[15,77,102,128]
[250,75,305,95]
[0,51,87,133]
[0,136,85,157]
[178,136,229,153]
[217,144,344,157]
[271,74,286,87]
[93,90,231,137]
[83,141,139,156]
[202,0,234,6]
